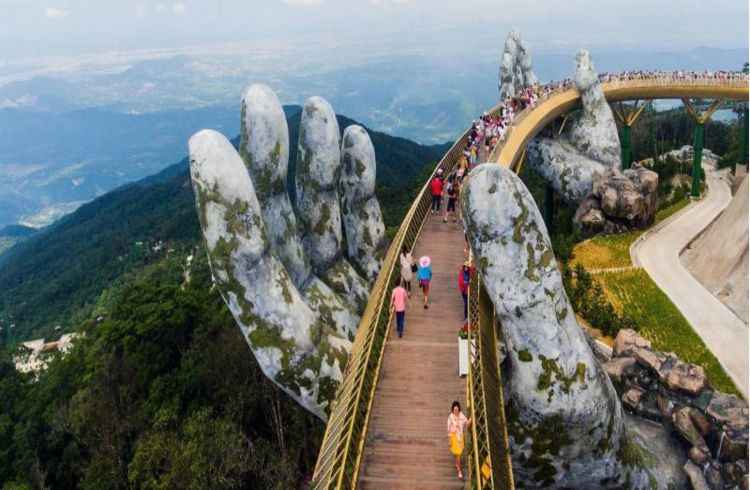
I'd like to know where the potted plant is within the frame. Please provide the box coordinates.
[458,322,470,377]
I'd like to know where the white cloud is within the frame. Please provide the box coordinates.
[282,0,324,6]
[172,2,186,15]
[44,7,69,19]
[155,3,167,13]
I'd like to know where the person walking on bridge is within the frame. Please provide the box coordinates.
[430,170,444,214]
[417,255,432,309]
[447,400,471,480]
[390,280,409,338]
[399,245,415,294]
[458,261,474,321]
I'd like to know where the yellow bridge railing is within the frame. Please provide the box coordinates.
[312,73,748,490]
[465,274,515,489]
[311,101,502,489]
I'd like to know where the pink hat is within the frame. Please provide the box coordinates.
[419,256,431,268]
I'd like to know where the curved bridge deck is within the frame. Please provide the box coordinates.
[358,214,467,489]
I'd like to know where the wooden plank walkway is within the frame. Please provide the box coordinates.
[358,212,468,489]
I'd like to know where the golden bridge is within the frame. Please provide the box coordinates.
[311,75,749,489]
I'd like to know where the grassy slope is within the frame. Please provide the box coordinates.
[570,197,691,270]
[597,268,739,395]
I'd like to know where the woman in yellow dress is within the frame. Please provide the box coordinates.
[446,400,471,479]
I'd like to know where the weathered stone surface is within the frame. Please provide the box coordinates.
[527,49,620,206]
[498,29,537,100]
[664,361,707,396]
[706,392,749,461]
[189,87,387,420]
[673,407,710,453]
[688,408,712,437]
[657,394,675,419]
[603,356,636,384]
[240,83,311,288]
[462,164,624,488]
[614,329,652,357]
[296,96,345,273]
[622,386,645,411]
[705,462,724,489]
[575,163,659,234]
[689,446,710,466]
[188,130,351,420]
[295,96,371,313]
[684,461,711,490]
[633,347,666,374]
[568,50,620,168]
[340,125,386,283]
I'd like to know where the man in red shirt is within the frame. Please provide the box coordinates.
[430,169,444,214]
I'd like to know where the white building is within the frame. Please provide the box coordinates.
[15,333,80,374]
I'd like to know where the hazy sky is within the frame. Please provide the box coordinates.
[1,0,748,61]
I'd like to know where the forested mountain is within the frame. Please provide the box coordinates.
[0,109,449,344]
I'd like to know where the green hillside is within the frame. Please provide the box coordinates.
[0,111,449,344]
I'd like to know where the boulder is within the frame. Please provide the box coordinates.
[656,394,675,419]
[603,356,637,384]
[688,446,710,466]
[574,164,659,235]
[673,407,709,453]
[622,386,645,411]
[663,361,707,396]
[706,392,749,462]
[633,347,666,374]
[704,462,724,489]
[613,329,652,357]
[684,461,711,490]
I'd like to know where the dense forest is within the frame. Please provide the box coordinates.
[0,110,448,344]
[1,252,326,489]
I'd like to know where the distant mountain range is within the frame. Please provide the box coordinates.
[0,109,449,343]
[0,46,744,228]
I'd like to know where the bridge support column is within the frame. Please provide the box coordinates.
[612,100,646,170]
[691,123,705,198]
[683,98,724,198]
[544,184,555,233]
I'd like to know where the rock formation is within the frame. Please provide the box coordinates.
[462,164,626,487]
[498,29,538,100]
[296,97,371,314]
[189,86,385,420]
[340,125,386,283]
[527,49,621,205]
[574,163,659,235]
[604,329,749,489]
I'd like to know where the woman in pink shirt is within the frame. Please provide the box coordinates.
[447,400,471,479]
[391,281,409,338]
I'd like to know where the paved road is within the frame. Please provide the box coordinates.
[631,166,748,397]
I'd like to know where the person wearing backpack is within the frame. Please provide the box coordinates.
[458,261,474,321]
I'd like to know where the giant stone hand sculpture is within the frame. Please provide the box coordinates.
[462,164,626,487]
[527,49,621,203]
[498,29,538,101]
[189,84,385,420]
